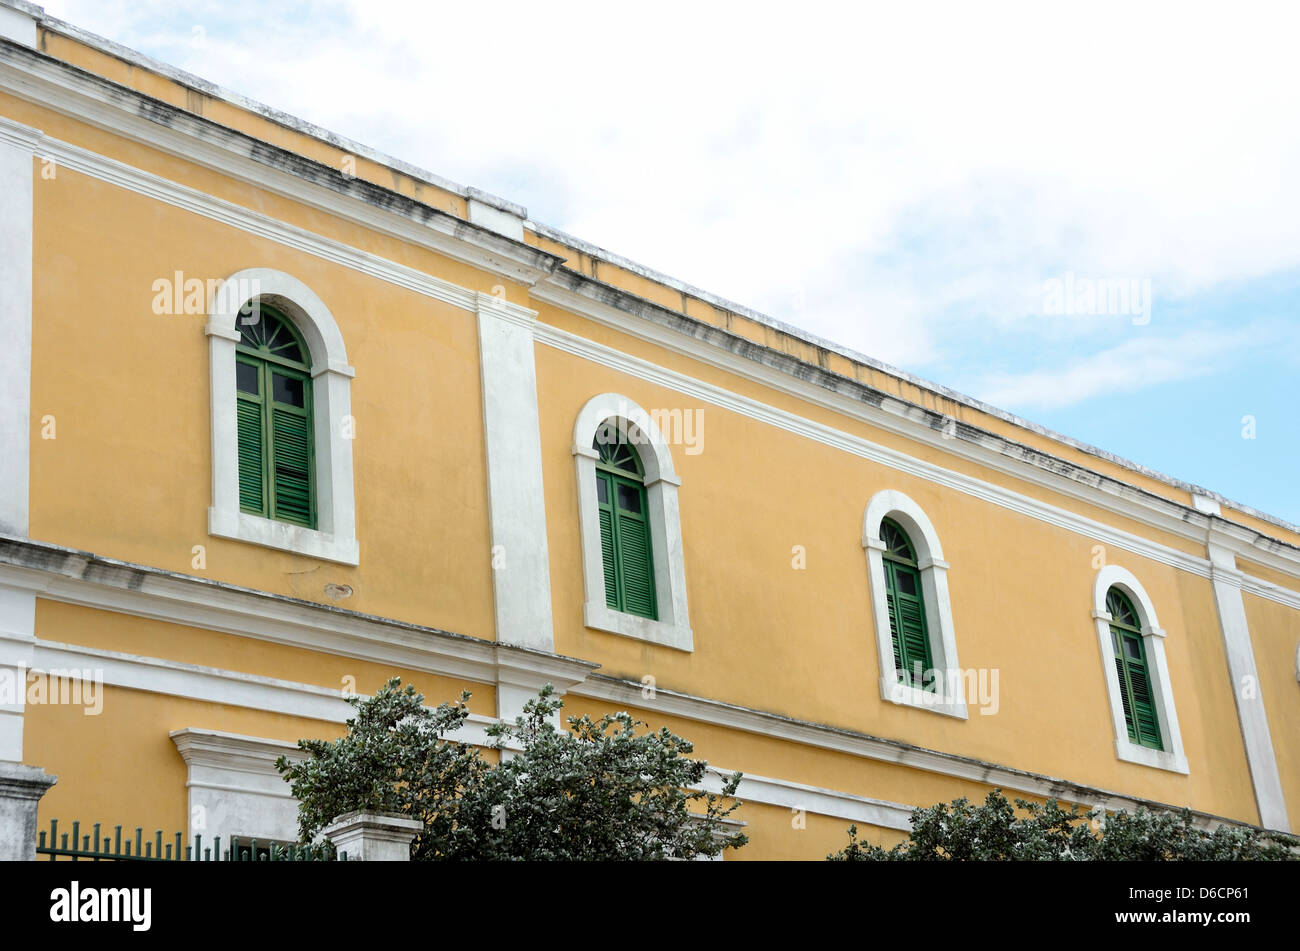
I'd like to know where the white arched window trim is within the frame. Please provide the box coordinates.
[862,490,966,718]
[572,393,692,651]
[205,268,359,565]
[1092,565,1187,773]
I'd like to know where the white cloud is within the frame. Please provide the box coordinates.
[969,325,1265,411]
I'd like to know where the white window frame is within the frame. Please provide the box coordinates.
[862,490,966,718]
[1092,565,1188,773]
[572,393,692,651]
[205,268,359,565]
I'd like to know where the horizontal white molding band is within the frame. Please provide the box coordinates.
[33,133,494,316]
[0,545,597,692]
[699,768,914,832]
[569,676,1238,833]
[30,638,498,748]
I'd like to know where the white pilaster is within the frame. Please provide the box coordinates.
[1207,539,1290,831]
[476,292,555,655]
[0,1,39,49]
[0,116,39,538]
[0,584,36,762]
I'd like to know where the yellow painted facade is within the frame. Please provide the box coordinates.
[0,3,1295,860]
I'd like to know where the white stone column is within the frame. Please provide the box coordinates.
[0,116,39,537]
[1206,530,1290,831]
[322,811,421,861]
[0,762,56,861]
[476,292,555,656]
[0,116,38,768]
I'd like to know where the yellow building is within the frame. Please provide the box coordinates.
[0,0,1294,861]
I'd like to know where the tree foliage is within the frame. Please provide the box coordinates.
[828,789,1298,861]
[276,678,748,860]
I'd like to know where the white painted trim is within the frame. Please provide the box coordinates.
[572,394,692,651]
[862,490,967,718]
[476,293,555,654]
[1206,540,1290,831]
[1092,566,1189,774]
[0,542,598,692]
[467,199,525,241]
[700,767,914,832]
[0,116,37,539]
[0,3,36,48]
[570,675,1241,833]
[35,639,498,745]
[206,268,359,565]
[0,584,36,762]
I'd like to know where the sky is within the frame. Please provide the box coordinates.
[41,0,1300,524]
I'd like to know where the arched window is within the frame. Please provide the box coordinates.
[206,268,358,565]
[1105,587,1162,750]
[572,394,692,651]
[880,518,932,689]
[1090,565,1186,772]
[593,422,656,619]
[235,303,315,527]
[862,490,965,717]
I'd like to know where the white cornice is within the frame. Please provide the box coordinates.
[0,40,562,287]
[0,535,597,693]
[570,675,1258,833]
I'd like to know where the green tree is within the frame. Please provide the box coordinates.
[274,680,486,860]
[828,789,1297,861]
[276,678,747,860]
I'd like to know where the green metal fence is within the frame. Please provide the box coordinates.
[36,818,344,861]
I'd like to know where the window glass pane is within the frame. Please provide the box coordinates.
[596,475,608,504]
[895,569,917,596]
[617,483,642,514]
[272,372,305,407]
[236,361,260,395]
[1124,636,1142,660]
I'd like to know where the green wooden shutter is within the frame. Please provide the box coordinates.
[885,583,904,674]
[237,397,265,514]
[1114,654,1136,740]
[1108,588,1163,751]
[593,466,656,620]
[271,406,313,526]
[616,511,656,618]
[598,475,619,610]
[881,522,933,691]
[1126,654,1162,749]
[234,306,316,529]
